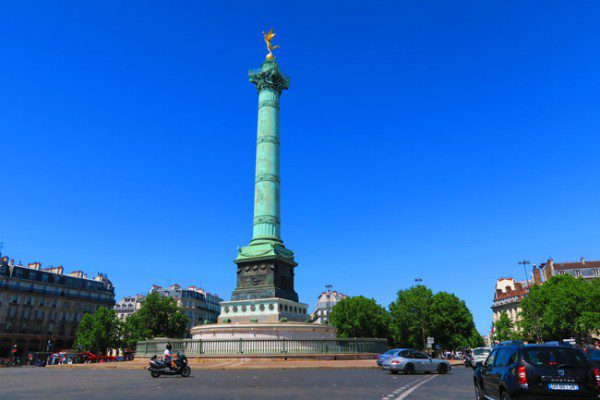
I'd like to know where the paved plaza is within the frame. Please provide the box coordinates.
[0,365,473,400]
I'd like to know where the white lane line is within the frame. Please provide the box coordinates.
[394,375,438,400]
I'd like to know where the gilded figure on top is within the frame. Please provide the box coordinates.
[262,28,279,60]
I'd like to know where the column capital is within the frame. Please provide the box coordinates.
[249,60,290,93]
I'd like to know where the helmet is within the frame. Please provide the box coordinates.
[166,344,172,351]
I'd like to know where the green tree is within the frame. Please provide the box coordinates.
[493,311,516,342]
[429,292,478,349]
[73,307,120,355]
[520,275,600,341]
[389,285,480,350]
[127,292,189,340]
[388,285,433,349]
[329,296,390,339]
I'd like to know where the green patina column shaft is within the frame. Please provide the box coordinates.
[231,58,298,303]
[249,60,290,244]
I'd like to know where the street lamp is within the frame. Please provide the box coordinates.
[413,278,425,349]
[518,260,541,343]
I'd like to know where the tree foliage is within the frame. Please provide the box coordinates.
[493,311,517,342]
[388,285,433,349]
[329,296,390,339]
[73,307,120,355]
[519,275,600,341]
[74,292,190,353]
[389,285,480,350]
[429,292,479,349]
[122,292,189,342]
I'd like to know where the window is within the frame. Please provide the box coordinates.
[592,269,599,276]
[10,295,19,304]
[574,270,582,277]
[495,348,516,367]
[484,349,497,367]
[411,351,430,359]
[522,347,586,367]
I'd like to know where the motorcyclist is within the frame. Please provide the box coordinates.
[163,344,177,369]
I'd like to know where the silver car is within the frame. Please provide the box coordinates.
[382,349,452,374]
[469,347,491,368]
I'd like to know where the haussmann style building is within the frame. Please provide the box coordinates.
[150,284,222,333]
[310,287,348,324]
[0,256,115,357]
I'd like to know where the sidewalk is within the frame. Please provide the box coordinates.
[49,358,464,371]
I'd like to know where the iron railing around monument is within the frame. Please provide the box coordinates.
[135,338,388,357]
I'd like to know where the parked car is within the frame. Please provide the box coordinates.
[474,342,600,399]
[382,349,452,374]
[377,349,402,367]
[467,347,491,368]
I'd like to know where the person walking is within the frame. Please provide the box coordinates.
[11,344,18,366]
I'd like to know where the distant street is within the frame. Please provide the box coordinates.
[0,365,474,400]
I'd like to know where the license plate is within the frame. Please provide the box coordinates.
[548,383,579,391]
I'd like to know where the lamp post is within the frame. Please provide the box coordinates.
[518,260,541,343]
[413,278,426,349]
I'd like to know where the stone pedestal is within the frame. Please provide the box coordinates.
[191,322,336,340]
[218,297,308,324]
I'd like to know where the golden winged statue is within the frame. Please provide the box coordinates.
[262,28,279,60]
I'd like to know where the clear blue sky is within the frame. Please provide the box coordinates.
[1,1,599,335]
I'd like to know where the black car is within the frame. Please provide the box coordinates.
[474,343,600,399]
[587,349,600,369]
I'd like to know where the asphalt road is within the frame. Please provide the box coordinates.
[0,364,474,400]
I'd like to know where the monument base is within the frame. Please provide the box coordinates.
[218,297,308,324]
[190,321,336,340]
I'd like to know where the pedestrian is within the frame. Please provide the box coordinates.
[11,344,18,366]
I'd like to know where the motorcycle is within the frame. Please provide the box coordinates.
[148,352,191,378]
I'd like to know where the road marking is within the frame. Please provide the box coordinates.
[394,375,438,400]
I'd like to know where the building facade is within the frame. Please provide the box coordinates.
[491,277,532,329]
[310,287,348,324]
[150,284,222,334]
[541,257,600,281]
[114,294,144,321]
[490,257,599,340]
[0,256,115,356]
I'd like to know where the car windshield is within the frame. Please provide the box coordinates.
[522,347,587,367]
[473,348,490,356]
[384,350,398,355]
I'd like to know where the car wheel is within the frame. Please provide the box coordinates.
[150,371,160,378]
[404,363,415,375]
[500,391,511,400]
[474,382,484,400]
[437,363,448,374]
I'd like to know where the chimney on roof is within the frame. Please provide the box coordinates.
[515,282,523,290]
[9,259,14,267]
[69,270,86,279]
[495,289,502,298]
[533,266,542,285]
[580,257,585,264]
[27,262,41,270]
[45,266,64,275]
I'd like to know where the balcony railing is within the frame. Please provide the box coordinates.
[135,338,388,357]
